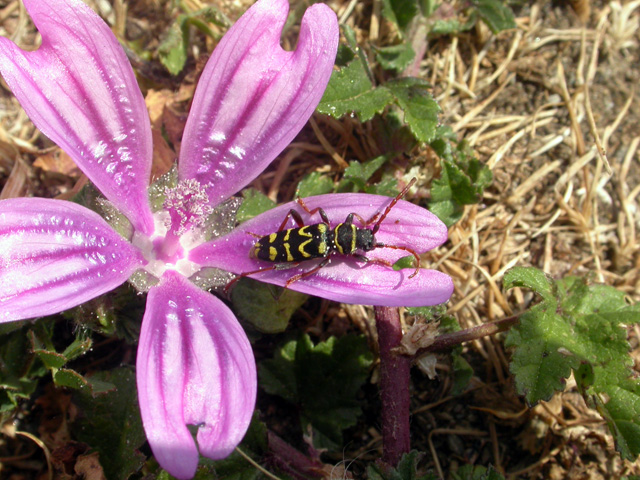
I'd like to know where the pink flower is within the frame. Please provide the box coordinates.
[0,0,452,478]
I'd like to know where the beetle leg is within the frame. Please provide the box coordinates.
[296,197,330,224]
[284,257,331,288]
[375,242,421,278]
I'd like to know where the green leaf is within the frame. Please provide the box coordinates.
[386,78,440,143]
[503,267,554,302]
[451,354,474,396]
[431,19,465,35]
[342,155,391,190]
[158,18,189,75]
[259,334,373,449]
[375,43,416,72]
[473,0,517,33]
[231,278,307,333]
[364,174,404,196]
[296,171,335,198]
[393,255,417,272]
[504,272,640,458]
[381,0,420,32]
[367,451,436,479]
[0,325,41,412]
[428,140,492,226]
[258,339,299,403]
[72,368,147,480]
[236,188,276,224]
[157,7,230,75]
[317,59,394,122]
[451,464,505,480]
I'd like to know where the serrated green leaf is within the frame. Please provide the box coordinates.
[236,188,276,224]
[53,368,90,390]
[61,331,92,361]
[296,172,335,198]
[375,43,416,72]
[428,141,492,226]
[317,59,394,122]
[451,464,505,480]
[342,155,391,190]
[231,278,307,333]
[503,267,554,301]
[72,368,146,480]
[595,382,640,460]
[386,78,440,143]
[367,451,436,479]
[0,325,41,411]
[427,198,463,227]
[505,273,640,457]
[406,305,449,321]
[258,334,373,449]
[363,174,403,197]
[259,339,298,403]
[473,0,517,33]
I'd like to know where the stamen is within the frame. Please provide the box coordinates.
[163,179,213,236]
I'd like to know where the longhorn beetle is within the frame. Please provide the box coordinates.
[225,178,420,293]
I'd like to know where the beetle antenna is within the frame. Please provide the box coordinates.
[372,178,417,234]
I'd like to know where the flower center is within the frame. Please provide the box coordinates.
[128,178,239,292]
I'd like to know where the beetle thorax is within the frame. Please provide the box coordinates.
[355,228,376,252]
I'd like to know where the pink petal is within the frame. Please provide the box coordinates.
[179,0,339,205]
[190,194,454,306]
[0,198,143,323]
[0,0,154,235]
[137,271,256,479]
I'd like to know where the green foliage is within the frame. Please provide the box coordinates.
[258,334,373,449]
[236,188,276,224]
[0,323,43,413]
[317,59,439,143]
[367,451,437,479]
[381,0,419,33]
[472,0,517,34]
[374,43,416,72]
[231,278,308,334]
[317,58,394,122]
[341,155,391,191]
[386,78,440,142]
[504,268,640,459]
[429,132,493,226]
[157,18,189,75]
[157,7,231,75]
[295,161,405,199]
[28,322,115,395]
[296,171,335,198]
[71,368,147,480]
[450,464,505,480]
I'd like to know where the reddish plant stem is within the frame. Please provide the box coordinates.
[374,306,411,466]
[267,431,327,479]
